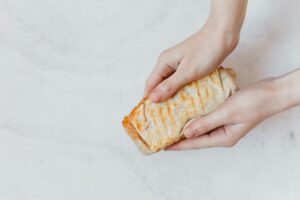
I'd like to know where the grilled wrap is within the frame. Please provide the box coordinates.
[122,67,237,154]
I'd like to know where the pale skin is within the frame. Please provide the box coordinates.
[143,0,300,150]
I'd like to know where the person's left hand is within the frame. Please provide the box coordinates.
[166,77,282,150]
[143,19,239,103]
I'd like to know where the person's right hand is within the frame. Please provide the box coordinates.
[165,67,300,150]
[144,19,239,103]
[166,78,278,150]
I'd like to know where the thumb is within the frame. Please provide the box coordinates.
[149,62,191,103]
[183,105,231,138]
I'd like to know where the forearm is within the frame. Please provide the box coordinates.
[274,68,300,112]
[209,0,248,34]
[205,0,248,50]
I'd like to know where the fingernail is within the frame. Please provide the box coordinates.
[184,127,194,138]
[149,91,160,102]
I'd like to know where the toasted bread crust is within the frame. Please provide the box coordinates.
[122,67,237,155]
[122,116,154,154]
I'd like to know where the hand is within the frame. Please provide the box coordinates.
[166,78,284,150]
[144,19,239,103]
[144,0,248,103]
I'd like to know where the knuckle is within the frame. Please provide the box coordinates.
[159,49,170,60]
[182,59,194,70]
[160,79,173,93]
[173,73,190,87]
[181,71,192,82]
[179,61,198,80]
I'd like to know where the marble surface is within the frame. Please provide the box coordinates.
[0,0,300,199]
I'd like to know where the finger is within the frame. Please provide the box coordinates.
[149,60,191,102]
[144,50,181,97]
[144,64,175,98]
[183,104,232,138]
[166,126,235,151]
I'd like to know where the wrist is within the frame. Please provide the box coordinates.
[208,0,247,39]
[204,18,240,52]
[207,14,242,35]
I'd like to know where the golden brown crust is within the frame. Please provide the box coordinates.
[122,67,238,155]
[122,116,154,154]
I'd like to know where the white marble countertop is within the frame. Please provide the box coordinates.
[0,0,300,199]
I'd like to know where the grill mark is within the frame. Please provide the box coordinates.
[142,107,147,124]
[179,93,186,101]
[192,82,200,111]
[136,120,141,131]
[165,101,171,115]
[176,91,187,133]
[134,109,141,118]
[148,108,159,147]
[159,107,166,129]
[132,106,142,131]
[190,95,195,114]
[205,85,209,98]
[173,102,177,107]
[193,82,200,99]
[217,68,225,95]
[142,102,149,130]
[149,109,157,127]
[180,90,188,120]
[208,72,218,98]
[195,81,205,111]
[166,101,175,128]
